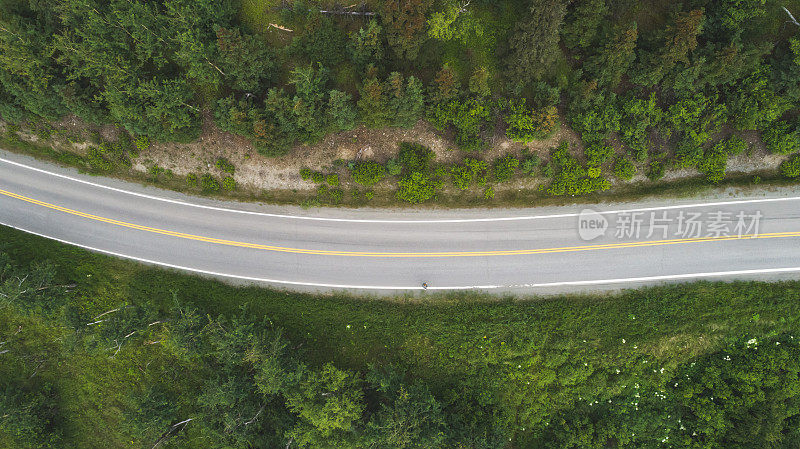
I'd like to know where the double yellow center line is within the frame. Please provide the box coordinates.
[3,188,798,258]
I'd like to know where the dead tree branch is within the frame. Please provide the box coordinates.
[784,7,800,27]
[151,418,193,449]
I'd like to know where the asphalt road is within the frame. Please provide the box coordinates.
[2,150,800,294]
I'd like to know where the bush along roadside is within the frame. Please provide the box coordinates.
[3,119,800,209]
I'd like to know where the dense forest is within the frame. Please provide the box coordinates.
[1,0,799,202]
[3,227,800,448]
[4,2,800,447]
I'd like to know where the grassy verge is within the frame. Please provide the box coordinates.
[3,225,800,446]
[2,133,796,211]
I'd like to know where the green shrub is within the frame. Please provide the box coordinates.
[619,93,662,161]
[300,198,322,209]
[584,142,614,166]
[201,174,219,193]
[646,161,665,181]
[365,191,374,200]
[87,147,113,171]
[33,123,53,140]
[215,157,236,174]
[325,174,339,187]
[99,141,123,162]
[665,93,727,148]
[88,130,102,144]
[493,156,520,183]
[386,158,402,176]
[133,135,150,153]
[504,101,559,142]
[674,138,703,168]
[483,186,495,199]
[723,135,748,156]
[762,120,799,155]
[727,68,789,131]
[468,67,491,97]
[117,156,132,169]
[221,176,236,191]
[696,137,747,183]
[311,172,325,184]
[546,142,611,196]
[327,90,357,132]
[780,155,800,178]
[466,158,488,177]
[613,157,636,180]
[187,173,198,186]
[398,142,434,174]
[396,171,442,203]
[300,168,314,180]
[147,164,164,178]
[428,98,492,152]
[329,188,343,203]
[4,124,20,141]
[316,184,329,197]
[520,153,540,174]
[587,166,601,178]
[569,97,622,143]
[541,162,554,178]
[115,133,132,156]
[350,161,386,186]
[451,165,473,190]
[451,158,488,189]
[698,149,728,183]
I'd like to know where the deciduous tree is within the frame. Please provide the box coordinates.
[381,0,433,61]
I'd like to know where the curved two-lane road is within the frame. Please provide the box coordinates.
[2,151,800,294]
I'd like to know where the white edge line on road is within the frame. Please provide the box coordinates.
[4,222,800,291]
[3,155,800,224]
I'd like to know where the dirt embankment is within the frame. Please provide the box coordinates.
[4,114,786,196]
